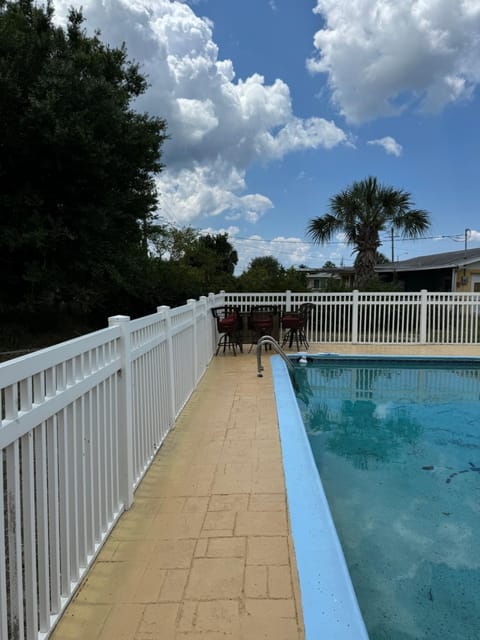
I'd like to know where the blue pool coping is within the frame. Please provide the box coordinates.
[271,355,369,640]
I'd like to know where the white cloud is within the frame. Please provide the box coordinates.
[52,0,348,224]
[308,0,480,123]
[212,231,354,274]
[155,161,274,225]
[231,235,314,274]
[368,136,403,156]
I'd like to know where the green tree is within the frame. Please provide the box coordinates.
[322,260,336,269]
[183,232,238,294]
[0,0,167,321]
[185,233,237,275]
[307,177,430,289]
[237,256,307,292]
[283,266,307,291]
[149,225,238,304]
[237,256,285,291]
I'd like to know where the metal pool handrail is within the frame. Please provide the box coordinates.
[256,335,295,377]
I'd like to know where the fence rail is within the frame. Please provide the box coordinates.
[2,288,480,639]
[224,289,480,344]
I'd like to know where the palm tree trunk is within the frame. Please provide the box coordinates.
[354,249,377,288]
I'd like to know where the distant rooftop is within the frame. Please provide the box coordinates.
[376,247,480,272]
[299,248,480,275]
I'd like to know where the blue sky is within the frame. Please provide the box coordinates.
[52,0,480,273]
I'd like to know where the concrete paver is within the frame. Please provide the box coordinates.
[51,352,305,640]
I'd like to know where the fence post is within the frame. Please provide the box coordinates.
[420,289,428,344]
[199,296,208,368]
[108,315,134,510]
[158,305,176,428]
[352,290,359,343]
[188,299,198,382]
[285,290,292,312]
[208,293,217,355]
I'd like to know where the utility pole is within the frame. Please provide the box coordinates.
[391,228,396,280]
[465,228,471,259]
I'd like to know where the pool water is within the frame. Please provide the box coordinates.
[294,357,480,640]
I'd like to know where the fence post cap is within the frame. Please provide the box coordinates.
[157,305,170,313]
[108,314,130,326]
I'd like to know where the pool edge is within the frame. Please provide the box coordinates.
[271,355,369,640]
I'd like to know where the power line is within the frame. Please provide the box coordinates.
[230,232,465,246]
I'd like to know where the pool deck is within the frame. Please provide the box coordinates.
[50,343,480,640]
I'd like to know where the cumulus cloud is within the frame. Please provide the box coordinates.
[155,161,274,224]
[308,0,480,123]
[227,234,315,274]
[52,0,348,224]
[368,136,403,156]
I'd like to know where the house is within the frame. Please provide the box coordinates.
[376,248,480,292]
[298,266,355,291]
[300,248,480,292]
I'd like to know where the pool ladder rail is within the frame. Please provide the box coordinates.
[256,335,307,377]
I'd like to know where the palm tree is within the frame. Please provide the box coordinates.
[307,177,431,288]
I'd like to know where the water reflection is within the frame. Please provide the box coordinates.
[296,362,480,470]
[306,399,423,469]
[295,363,480,405]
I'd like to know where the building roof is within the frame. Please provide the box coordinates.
[376,248,480,273]
[299,266,355,275]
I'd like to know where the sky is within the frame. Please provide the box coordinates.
[51,0,480,273]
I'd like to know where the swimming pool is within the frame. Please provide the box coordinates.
[284,354,480,640]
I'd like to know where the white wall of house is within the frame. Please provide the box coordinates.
[454,260,480,292]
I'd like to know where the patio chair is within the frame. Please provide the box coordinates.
[211,306,243,355]
[248,305,277,352]
[281,302,315,350]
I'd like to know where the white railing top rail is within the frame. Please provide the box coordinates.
[0,325,121,388]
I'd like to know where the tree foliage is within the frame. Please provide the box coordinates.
[307,176,430,289]
[149,225,239,306]
[0,0,167,323]
[322,260,336,269]
[237,256,307,292]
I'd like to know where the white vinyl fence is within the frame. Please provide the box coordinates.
[225,289,480,344]
[0,294,222,640]
[2,288,480,639]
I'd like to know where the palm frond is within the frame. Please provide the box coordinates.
[307,214,343,244]
[394,209,431,238]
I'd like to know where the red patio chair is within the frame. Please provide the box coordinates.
[281,303,315,350]
[211,306,243,355]
[248,305,277,352]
